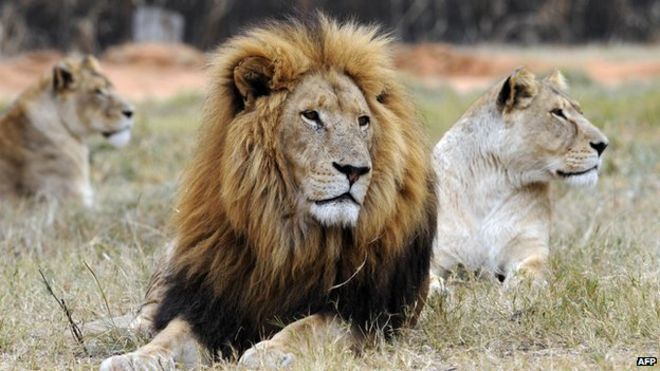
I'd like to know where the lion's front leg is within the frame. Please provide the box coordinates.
[238,313,360,369]
[100,318,206,371]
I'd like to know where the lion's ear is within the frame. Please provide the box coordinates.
[233,56,274,108]
[544,69,568,91]
[53,62,75,92]
[497,67,538,112]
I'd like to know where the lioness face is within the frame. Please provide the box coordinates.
[280,71,374,227]
[501,70,608,187]
[53,56,134,147]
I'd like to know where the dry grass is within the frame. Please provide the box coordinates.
[0,78,658,370]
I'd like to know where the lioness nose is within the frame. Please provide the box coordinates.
[332,162,371,185]
[122,109,134,119]
[590,141,608,156]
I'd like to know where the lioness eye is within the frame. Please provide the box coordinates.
[94,88,104,96]
[301,110,320,122]
[551,108,566,119]
[358,115,370,127]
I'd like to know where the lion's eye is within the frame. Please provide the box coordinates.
[301,110,320,122]
[301,110,323,129]
[94,88,105,96]
[551,108,566,119]
[358,115,370,128]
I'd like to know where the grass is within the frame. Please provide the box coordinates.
[0,77,658,370]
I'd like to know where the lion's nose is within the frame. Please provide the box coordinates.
[590,141,608,156]
[122,109,134,119]
[332,162,371,185]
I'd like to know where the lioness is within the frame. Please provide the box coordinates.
[0,55,134,207]
[430,68,608,291]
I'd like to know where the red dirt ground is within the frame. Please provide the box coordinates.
[0,44,207,102]
[0,42,659,102]
[394,43,660,92]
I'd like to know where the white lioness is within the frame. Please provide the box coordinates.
[430,68,608,291]
[0,55,134,207]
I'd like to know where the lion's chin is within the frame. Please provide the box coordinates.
[309,202,360,227]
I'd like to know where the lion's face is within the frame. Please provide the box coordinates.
[279,71,374,227]
[53,56,134,147]
[499,70,608,187]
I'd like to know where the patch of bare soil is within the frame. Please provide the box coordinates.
[394,43,544,91]
[394,43,521,77]
[395,43,660,91]
[0,43,207,102]
[1,42,659,102]
[101,43,207,101]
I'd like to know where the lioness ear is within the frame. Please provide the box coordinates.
[497,67,538,112]
[233,56,274,108]
[53,62,75,92]
[81,55,101,71]
[544,69,568,91]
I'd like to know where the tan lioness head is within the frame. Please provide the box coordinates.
[496,68,608,187]
[52,55,134,147]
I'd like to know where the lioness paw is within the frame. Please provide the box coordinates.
[100,351,176,371]
[238,341,295,369]
[428,273,448,298]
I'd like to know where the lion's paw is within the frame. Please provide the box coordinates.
[238,341,295,369]
[99,350,176,371]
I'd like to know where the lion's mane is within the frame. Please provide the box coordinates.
[154,15,437,357]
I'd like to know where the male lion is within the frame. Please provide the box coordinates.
[100,16,436,370]
[0,55,134,207]
[430,68,608,292]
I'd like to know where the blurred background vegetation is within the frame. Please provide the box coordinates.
[1,0,659,55]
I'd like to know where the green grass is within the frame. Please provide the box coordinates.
[0,79,658,370]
